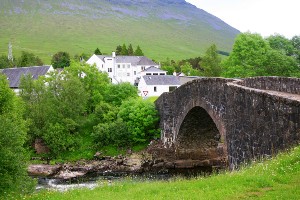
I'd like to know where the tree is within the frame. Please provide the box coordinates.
[94,48,102,55]
[134,45,144,56]
[121,44,128,55]
[0,55,13,69]
[222,33,270,77]
[291,35,300,65]
[118,98,160,143]
[17,51,43,67]
[181,62,201,76]
[266,34,294,56]
[115,45,122,55]
[161,65,176,75]
[0,74,35,196]
[128,44,134,56]
[104,82,138,106]
[200,44,222,77]
[51,51,70,69]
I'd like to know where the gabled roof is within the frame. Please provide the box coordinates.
[1,66,51,88]
[95,55,158,66]
[142,75,181,86]
[143,66,166,73]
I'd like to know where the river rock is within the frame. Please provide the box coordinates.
[28,164,61,176]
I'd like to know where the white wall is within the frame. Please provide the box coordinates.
[138,77,179,97]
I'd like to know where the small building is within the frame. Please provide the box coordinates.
[0,65,53,93]
[86,52,160,84]
[138,75,181,97]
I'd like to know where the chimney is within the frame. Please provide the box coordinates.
[112,51,116,58]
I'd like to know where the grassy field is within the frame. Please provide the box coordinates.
[19,145,300,200]
[0,0,238,64]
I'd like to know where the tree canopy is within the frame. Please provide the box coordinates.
[200,44,222,77]
[51,51,70,69]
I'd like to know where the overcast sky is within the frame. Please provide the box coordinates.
[185,0,300,39]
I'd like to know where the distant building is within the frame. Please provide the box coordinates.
[86,52,160,84]
[138,74,181,97]
[0,65,53,93]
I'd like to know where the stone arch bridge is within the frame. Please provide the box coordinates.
[155,77,300,169]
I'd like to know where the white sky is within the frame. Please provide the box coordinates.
[185,0,300,39]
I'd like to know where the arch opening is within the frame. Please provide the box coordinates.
[175,106,227,168]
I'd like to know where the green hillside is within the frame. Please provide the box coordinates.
[0,0,240,63]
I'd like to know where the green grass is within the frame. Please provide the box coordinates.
[0,0,238,64]
[22,145,300,200]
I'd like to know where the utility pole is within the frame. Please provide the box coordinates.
[8,41,13,62]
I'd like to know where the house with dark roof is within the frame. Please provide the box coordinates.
[138,75,181,97]
[0,65,53,93]
[86,52,160,84]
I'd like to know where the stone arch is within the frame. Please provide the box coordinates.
[174,105,228,167]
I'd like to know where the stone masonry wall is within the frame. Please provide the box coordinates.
[155,77,300,170]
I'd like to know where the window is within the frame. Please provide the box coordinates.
[154,86,157,92]
[127,64,130,68]
[153,73,158,75]
[107,59,112,61]
[127,73,130,76]
[134,71,136,75]
[117,64,120,68]
[160,73,165,75]
[141,66,145,71]
[102,64,104,68]
[146,73,151,75]
[108,68,112,72]
[123,64,125,68]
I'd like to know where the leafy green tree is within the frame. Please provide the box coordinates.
[121,44,128,55]
[104,82,138,106]
[181,62,201,76]
[17,51,43,67]
[118,98,160,143]
[51,51,70,69]
[222,33,270,77]
[74,53,89,62]
[291,35,300,65]
[200,44,222,77]
[161,65,176,75]
[20,70,88,157]
[128,44,134,56]
[266,34,294,56]
[0,55,13,69]
[134,45,144,56]
[94,48,102,55]
[116,45,122,55]
[0,74,35,196]
[65,61,110,113]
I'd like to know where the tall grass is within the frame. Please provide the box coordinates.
[23,145,300,200]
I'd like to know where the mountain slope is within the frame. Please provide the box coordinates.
[0,0,240,63]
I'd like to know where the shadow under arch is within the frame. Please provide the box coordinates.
[175,106,227,167]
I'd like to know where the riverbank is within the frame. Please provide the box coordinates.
[22,145,300,200]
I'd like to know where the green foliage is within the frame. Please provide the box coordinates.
[92,119,130,148]
[128,44,134,56]
[161,65,175,75]
[104,82,138,106]
[0,74,35,196]
[115,45,122,55]
[65,61,110,113]
[0,55,13,69]
[20,68,88,157]
[17,51,43,67]
[180,62,201,76]
[200,44,222,77]
[118,98,160,143]
[134,45,144,56]
[121,44,128,56]
[94,48,102,55]
[51,51,70,69]
[222,32,299,78]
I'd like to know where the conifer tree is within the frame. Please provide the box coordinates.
[121,44,128,55]
[134,45,144,56]
[116,45,122,55]
[94,48,102,55]
[128,44,134,56]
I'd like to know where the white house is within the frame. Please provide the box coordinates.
[0,65,54,93]
[138,74,181,97]
[86,52,160,84]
